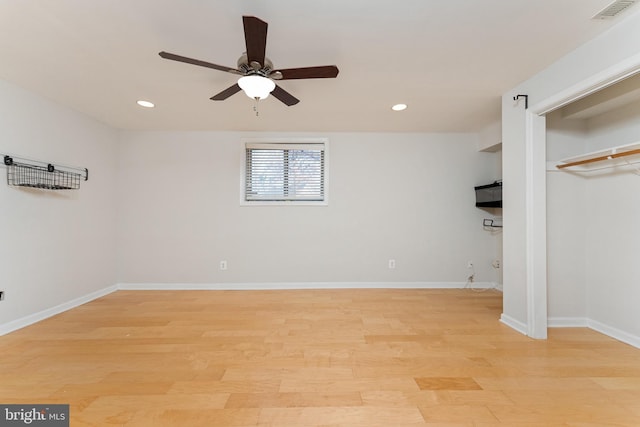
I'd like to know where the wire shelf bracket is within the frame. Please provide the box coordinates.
[483,218,503,229]
[3,155,88,190]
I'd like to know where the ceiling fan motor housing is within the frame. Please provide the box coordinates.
[237,54,279,79]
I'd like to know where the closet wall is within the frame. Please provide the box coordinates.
[547,97,640,342]
[583,98,640,340]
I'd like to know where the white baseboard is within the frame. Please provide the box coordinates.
[523,316,639,349]
[0,285,118,336]
[588,319,640,349]
[117,281,497,291]
[500,313,528,335]
[548,317,589,327]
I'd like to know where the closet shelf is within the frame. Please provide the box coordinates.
[553,141,640,173]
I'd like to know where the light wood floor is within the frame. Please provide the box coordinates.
[1,289,639,426]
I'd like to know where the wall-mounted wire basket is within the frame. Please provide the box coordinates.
[4,155,88,190]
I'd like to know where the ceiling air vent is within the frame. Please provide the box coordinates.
[593,0,638,19]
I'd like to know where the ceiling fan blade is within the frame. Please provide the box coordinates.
[159,51,238,74]
[210,83,242,101]
[274,66,339,80]
[243,16,268,66]
[271,85,300,106]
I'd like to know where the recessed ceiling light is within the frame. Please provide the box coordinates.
[137,100,155,108]
[392,103,407,111]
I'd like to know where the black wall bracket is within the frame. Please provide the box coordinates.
[513,94,529,109]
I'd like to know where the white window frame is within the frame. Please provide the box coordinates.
[240,138,329,206]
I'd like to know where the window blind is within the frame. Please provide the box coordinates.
[245,142,325,202]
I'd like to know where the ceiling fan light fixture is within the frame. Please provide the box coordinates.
[238,75,276,100]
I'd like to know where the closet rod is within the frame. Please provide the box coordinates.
[557,148,640,169]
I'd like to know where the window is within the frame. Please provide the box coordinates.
[242,140,327,204]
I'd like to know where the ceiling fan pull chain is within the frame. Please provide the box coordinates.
[253,98,260,116]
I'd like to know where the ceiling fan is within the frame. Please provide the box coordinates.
[159,16,339,106]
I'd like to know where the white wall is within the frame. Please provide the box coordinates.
[117,131,501,286]
[501,95,528,329]
[584,171,640,338]
[503,9,640,342]
[584,100,640,339]
[0,80,502,333]
[0,79,119,329]
[545,103,640,340]
[478,120,502,152]
[546,112,588,321]
[587,98,640,149]
[477,121,503,287]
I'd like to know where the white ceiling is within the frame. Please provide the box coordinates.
[0,0,631,133]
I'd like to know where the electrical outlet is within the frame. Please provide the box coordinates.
[219,260,228,271]
[388,259,396,269]
[467,261,473,268]
[492,259,501,269]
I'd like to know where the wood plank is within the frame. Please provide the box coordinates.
[415,377,483,390]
